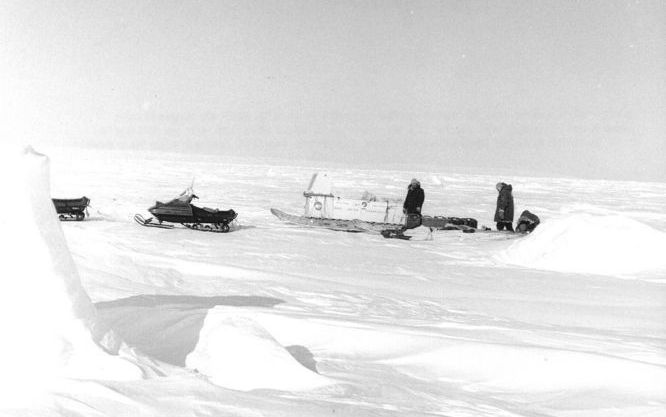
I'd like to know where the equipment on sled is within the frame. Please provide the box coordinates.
[303,173,405,224]
[271,173,480,232]
[52,197,90,221]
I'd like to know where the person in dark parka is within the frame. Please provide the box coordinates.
[403,178,425,228]
[403,178,425,214]
[494,182,514,231]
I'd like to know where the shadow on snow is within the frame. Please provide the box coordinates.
[95,294,287,367]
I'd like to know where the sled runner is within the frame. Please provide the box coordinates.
[270,208,365,232]
[52,197,90,221]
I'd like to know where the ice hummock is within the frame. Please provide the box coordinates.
[0,146,141,404]
[498,213,666,276]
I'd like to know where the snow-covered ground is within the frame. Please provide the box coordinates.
[2,146,665,416]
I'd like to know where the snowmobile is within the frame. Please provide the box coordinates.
[134,188,237,233]
[52,197,90,221]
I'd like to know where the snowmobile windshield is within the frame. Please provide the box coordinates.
[165,188,197,205]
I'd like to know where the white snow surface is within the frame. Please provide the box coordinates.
[2,145,666,416]
[499,214,666,276]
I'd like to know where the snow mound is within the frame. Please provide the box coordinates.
[498,214,666,276]
[186,310,332,391]
[0,146,141,402]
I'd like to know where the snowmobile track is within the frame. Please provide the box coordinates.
[183,222,231,233]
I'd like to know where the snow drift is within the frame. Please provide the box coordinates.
[0,146,141,404]
[498,214,666,276]
[386,342,666,396]
[186,310,332,391]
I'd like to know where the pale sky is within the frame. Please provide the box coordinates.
[1,0,664,181]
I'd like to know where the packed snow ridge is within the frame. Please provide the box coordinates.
[498,213,666,276]
[0,147,141,403]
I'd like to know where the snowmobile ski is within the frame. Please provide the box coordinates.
[134,214,175,229]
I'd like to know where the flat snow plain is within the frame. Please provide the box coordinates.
[13,147,666,416]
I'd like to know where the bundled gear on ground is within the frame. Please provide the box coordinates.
[516,210,540,233]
